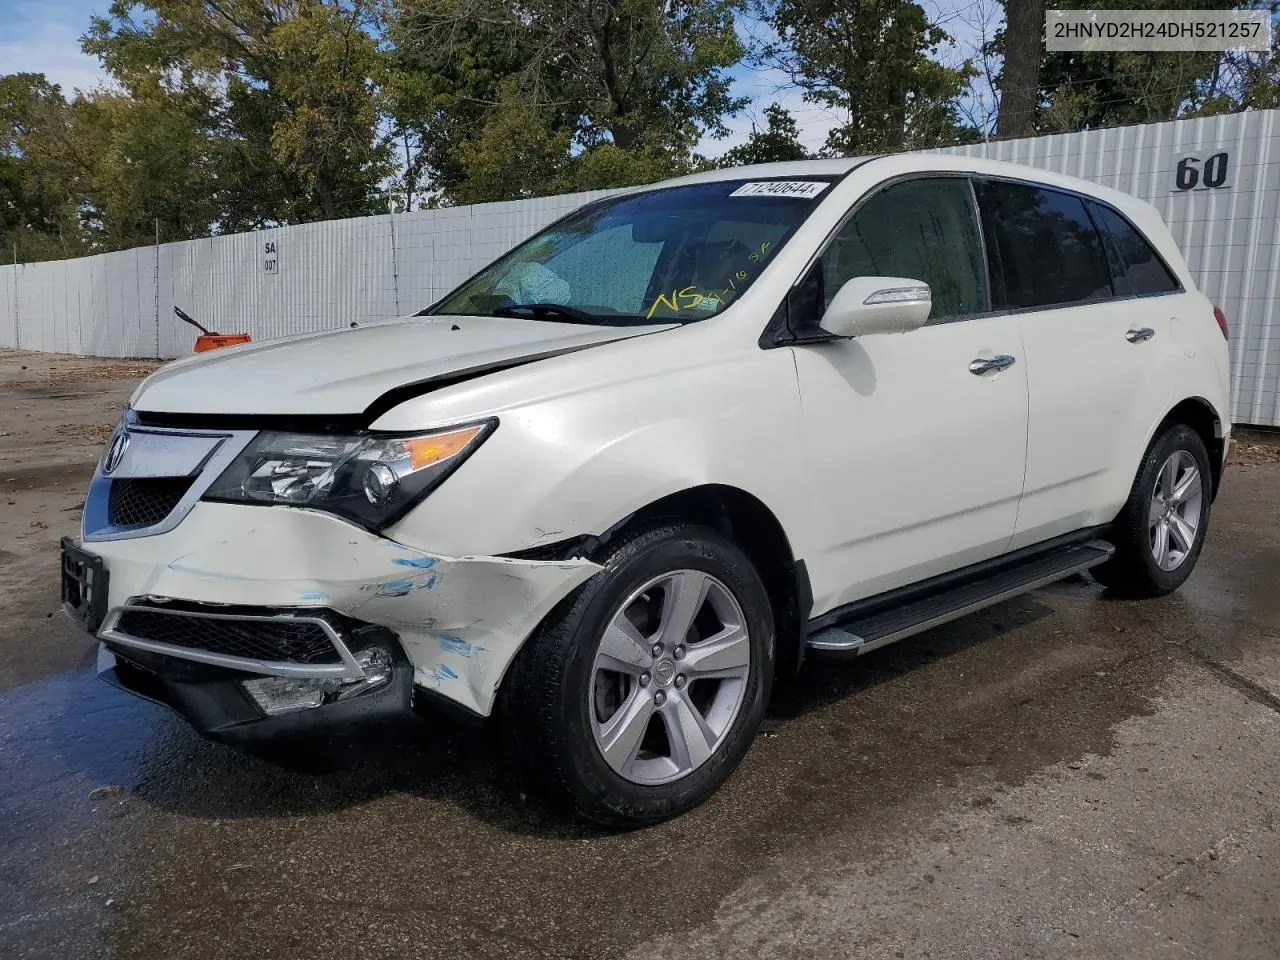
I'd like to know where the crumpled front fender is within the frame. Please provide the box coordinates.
[83,502,601,716]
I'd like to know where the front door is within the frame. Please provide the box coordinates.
[792,176,1029,616]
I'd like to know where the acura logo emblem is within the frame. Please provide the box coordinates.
[103,431,130,474]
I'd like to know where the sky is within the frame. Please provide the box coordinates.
[0,0,996,157]
[0,0,111,95]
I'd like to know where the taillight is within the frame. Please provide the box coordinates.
[1213,305,1229,340]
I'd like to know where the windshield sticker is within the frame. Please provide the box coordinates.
[729,181,829,199]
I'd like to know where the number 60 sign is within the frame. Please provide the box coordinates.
[1172,152,1230,192]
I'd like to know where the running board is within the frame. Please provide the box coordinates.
[807,538,1115,655]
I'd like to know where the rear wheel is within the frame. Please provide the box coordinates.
[1094,423,1211,597]
[501,522,773,827]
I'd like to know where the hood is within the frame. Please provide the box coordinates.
[132,314,674,417]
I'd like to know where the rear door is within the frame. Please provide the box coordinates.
[791,176,1029,614]
[973,179,1183,550]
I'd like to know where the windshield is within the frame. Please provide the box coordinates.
[427,178,837,325]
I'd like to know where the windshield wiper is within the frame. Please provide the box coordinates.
[490,303,603,325]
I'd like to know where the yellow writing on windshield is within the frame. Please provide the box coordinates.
[646,286,723,319]
[643,239,775,319]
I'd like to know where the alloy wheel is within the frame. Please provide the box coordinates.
[1148,449,1203,572]
[589,570,751,785]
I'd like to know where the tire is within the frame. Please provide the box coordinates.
[499,522,774,828]
[1093,422,1212,597]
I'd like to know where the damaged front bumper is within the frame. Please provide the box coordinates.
[65,501,600,735]
[95,640,416,743]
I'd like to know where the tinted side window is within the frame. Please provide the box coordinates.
[823,177,989,321]
[1088,202,1181,296]
[975,180,1112,310]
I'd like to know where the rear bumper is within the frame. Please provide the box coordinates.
[71,501,601,717]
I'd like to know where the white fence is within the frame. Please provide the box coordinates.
[0,189,620,360]
[1,111,1278,425]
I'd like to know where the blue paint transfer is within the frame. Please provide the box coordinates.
[392,556,439,569]
[426,664,460,685]
[439,635,472,657]
[415,575,438,590]
[375,579,415,597]
[299,591,329,602]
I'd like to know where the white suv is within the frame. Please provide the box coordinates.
[62,154,1231,826]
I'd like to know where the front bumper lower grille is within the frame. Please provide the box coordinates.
[102,603,364,678]
[107,477,196,528]
[115,608,339,664]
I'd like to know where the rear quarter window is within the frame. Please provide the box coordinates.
[1087,202,1182,297]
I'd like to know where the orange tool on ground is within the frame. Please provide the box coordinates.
[175,307,252,352]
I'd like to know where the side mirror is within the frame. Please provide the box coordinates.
[819,276,932,338]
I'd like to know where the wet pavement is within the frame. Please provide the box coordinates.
[2,350,1280,959]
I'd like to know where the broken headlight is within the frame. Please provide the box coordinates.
[204,420,495,530]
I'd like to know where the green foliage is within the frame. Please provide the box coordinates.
[1193,24,1280,116]
[719,103,811,166]
[82,0,393,229]
[992,0,1276,135]
[77,79,222,249]
[386,0,748,202]
[759,0,977,154]
[0,74,89,261]
[9,0,1280,263]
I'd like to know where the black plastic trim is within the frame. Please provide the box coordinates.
[807,526,1107,635]
[134,410,367,433]
[99,632,414,743]
[503,534,601,562]
[412,685,487,726]
[794,558,814,624]
[61,537,110,633]
[788,557,814,674]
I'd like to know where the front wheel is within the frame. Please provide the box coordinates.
[500,522,774,828]
[1093,422,1212,597]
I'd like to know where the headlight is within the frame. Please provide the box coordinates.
[203,420,495,529]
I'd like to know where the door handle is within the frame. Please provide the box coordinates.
[1125,327,1155,343]
[969,354,1017,375]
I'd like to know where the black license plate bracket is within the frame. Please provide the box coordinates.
[61,537,109,632]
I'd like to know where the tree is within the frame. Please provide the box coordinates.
[386,0,748,203]
[74,79,221,249]
[995,0,1044,138]
[989,0,1255,136]
[0,74,90,261]
[758,0,977,155]
[1193,21,1280,115]
[83,0,393,228]
[719,103,811,166]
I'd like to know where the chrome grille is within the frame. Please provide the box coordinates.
[107,477,195,528]
[114,608,340,665]
[83,420,257,542]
